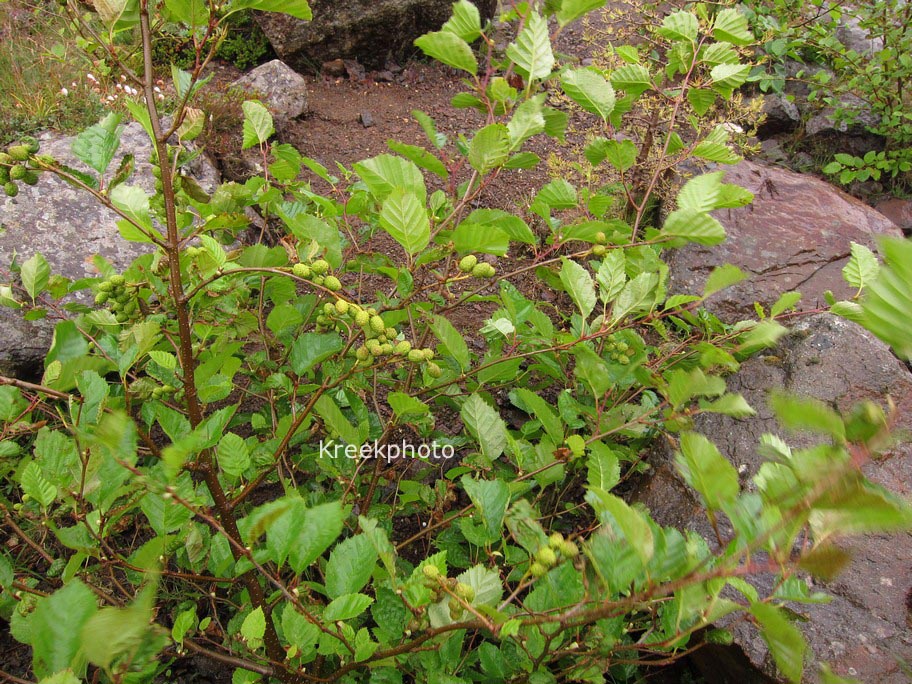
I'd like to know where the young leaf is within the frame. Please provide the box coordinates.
[288,501,346,573]
[561,68,616,119]
[597,249,626,304]
[506,11,554,80]
[770,291,802,317]
[556,0,606,26]
[72,112,123,175]
[858,238,912,359]
[657,10,698,43]
[324,593,374,622]
[430,314,470,371]
[461,476,510,536]
[354,154,427,202]
[217,432,251,479]
[241,101,275,149]
[507,97,546,149]
[441,0,482,42]
[468,123,510,173]
[661,208,726,245]
[414,31,478,75]
[21,461,57,509]
[379,188,430,255]
[676,172,725,212]
[587,441,620,491]
[610,64,652,98]
[703,264,747,297]
[585,488,654,564]
[241,607,266,642]
[560,258,596,319]
[842,241,879,290]
[386,140,448,179]
[412,110,447,149]
[30,580,98,678]
[585,138,637,171]
[770,393,845,442]
[510,388,563,443]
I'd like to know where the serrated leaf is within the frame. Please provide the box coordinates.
[72,112,123,175]
[507,97,545,149]
[217,433,250,478]
[842,242,879,290]
[241,607,266,642]
[468,123,510,173]
[462,476,509,536]
[750,602,806,683]
[412,110,446,149]
[858,238,912,359]
[354,154,426,202]
[21,461,57,508]
[289,501,346,573]
[325,593,374,622]
[675,432,740,509]
[709,63,751,97]
[612,271,658,322]
[21,253,51,301]
[703,264,747,297]
[430,314,470,371]
[414,31,477,75]
[585,488,653,564]
[737,319,788,352]
[770,392,845,441]
[386,140,448,179]
[770,291,802,317]
[597,249,626,303]
[511,388,562,443]
[687,88,717,115]
[662,208,726,245]
[585,138,637,171]
[441,0,482,42]
[713,8,753,46]
[291,332,343,375]
[30,580,98,678]
[452,222,509,255]
[657,10,698,43]
[677,172,725,212]
[560,257,596,319]
[379,188,430,255]
[241,101,274,149]
[587,441,620,490]
[461,394,507,462]
[325,535,379,599]
[561,68,616,119]
[610,63,652,97]
[506,11,554,80]
[388,392,430,418]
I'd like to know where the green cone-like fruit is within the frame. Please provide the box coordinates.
[530,561,548,578]
[4,182,18,197]
[311,259,330,275]
[292,263,311,279]
[471,262,496,278]
[458,254,477,273]
[535,547,558,567]
[334,299,349,315]
[7,145,30,162]
[426,362,442,378]
[369,315,386,334]
[22,171,38,186]
[323,275,341,291]
[354,310,370,327]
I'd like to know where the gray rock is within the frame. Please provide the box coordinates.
[666,159,901,321]
[0,123,219,378]
[836,12,885,56]
[232,59,308,121]
[757,94,801,138]
[254,0,498,70]
[875,197,912,235]
[632,314,912,682]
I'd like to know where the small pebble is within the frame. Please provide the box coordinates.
[360,111,375,128]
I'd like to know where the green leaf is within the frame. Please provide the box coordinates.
[612,271,659,322]
[72,112,123,175]
[701,393,756,418]
[171,607,197,647]
[468,123,510,174]
[770,291,802,317]
[452,221,509,255]
[414,31,478,75]
[430,314,470,371]
[857,238,912,359]
[461,394,508,462]
[770,393,845,441]
[31,580,98,678]
[574,345,610,397]
[462,476,510,536]
[712,8,753,46]
[21,253,51,301]
[675,432,739,509]
[657,10,698,43]
[140,490,193,535]
[750,602,806,683]
[110,184,154,240]
[289,501,346,573]
[561,68,616,119]
[510,388,563,443]
[507,97,546,149]
[217,433,251,478]
[386,140,448,179]
[164,0,208,26]
[842,242,879,290]
[693,126,740,163]
[388,392,430,418]
[325,593,374,622]
[379,188,430,255]
[82,582,156,671]
[687,88,716,116]
[241,606,266,642]
[709,63,751,97]
[661,208,726,245]
[412,110,446,149]
[291,332,343,375]
[314,395,367,448]
[241,101,275,149]
[676,172,725,212]
[442,0,482,42]
[585,138,637,171]
[703,264,747,297]
[737,319,788,352]
[21,461,57,509]
[556,0,606,26]
[464,209,536,245]
[597,249,627,304]
[586,488,653,564]
[354,154,426,202]
[587,441,620,491]
[506,11,554,80]
[560,258,596,319]
[610,63,652,98]
[36,672,82,684]
[325,534,379,599]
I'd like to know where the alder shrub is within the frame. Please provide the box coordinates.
[1,1,911,683]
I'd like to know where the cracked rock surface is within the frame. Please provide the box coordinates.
[667,159,902,322]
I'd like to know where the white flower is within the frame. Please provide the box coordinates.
[86,73,97,83]
[60,87,69,96]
